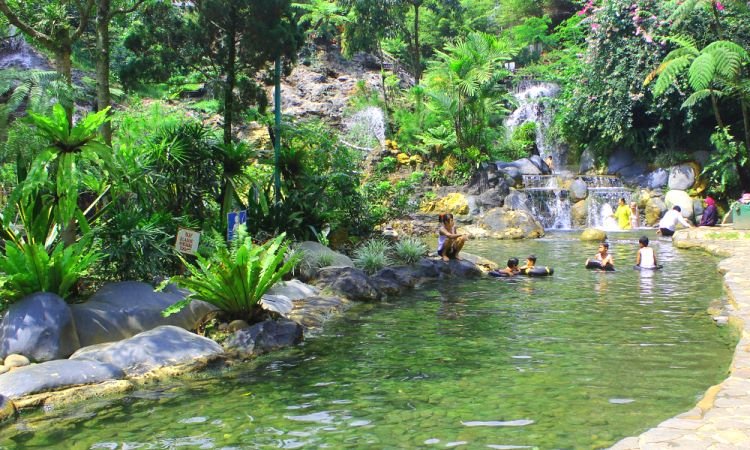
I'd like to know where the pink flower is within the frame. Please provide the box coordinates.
[715,1,725,11]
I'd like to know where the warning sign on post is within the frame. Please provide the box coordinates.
[175,228,201,255]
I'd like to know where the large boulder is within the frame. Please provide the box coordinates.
[313,267,382,302]
[0,359,123,399]
[529,155,550,174]
[498,165,523,186]
[647,169,669,189]
[645,196,667,226]
[607,148,636,174]
[477,207,544,239]
[0,292,80,362]
[477,187,506,210]
[223,319,303,356]
[580,228,607,241]
[510,158,542,175]
[70,281,217,348]
[569,179,588,202]
[370,266,422,295]
[287,296,350,330]
[71,325,224,376]
[295,241,354,268]
[664,190,694,219]
[668,164,696,191]
[571,200,588,228]
[420,192,469,215]
[503,190,532,212]
[579,147,596,173]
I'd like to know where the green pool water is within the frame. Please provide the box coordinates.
[0,232,736,449]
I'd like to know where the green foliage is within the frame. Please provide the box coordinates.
[162,231,301,320]
[362,171,424,225]
[0,237,100,307]
[353,239,392,275]
[497,122,536,161]
[704,127,747,197]
[392,236,427,265]
[95,209,177,282]
[376,156,398,173]
[423,31,515,167]
[23,104,112,227]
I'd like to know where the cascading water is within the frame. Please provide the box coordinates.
[0,29,50,70]
[340,106,386,150]
[583,176,633,229]
[505,81,564,168]
[520,175,572,230]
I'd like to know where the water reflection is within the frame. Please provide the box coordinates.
[639,268,655,297]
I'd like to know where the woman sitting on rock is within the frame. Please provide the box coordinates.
[437,213,466,261]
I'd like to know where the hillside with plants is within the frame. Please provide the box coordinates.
[0,0,749,297]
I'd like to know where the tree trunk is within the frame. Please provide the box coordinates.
[413,3,421,84]
[377,41,394,136]
[223,28,237,146]
[96,0,113,145]
[54,45,74,124]
[710,90,724,128]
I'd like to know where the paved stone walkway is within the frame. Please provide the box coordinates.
[610,226,750,450]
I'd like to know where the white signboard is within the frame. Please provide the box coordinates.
[175,228,201,255]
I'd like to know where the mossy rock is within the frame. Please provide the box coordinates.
[581,228,607,241]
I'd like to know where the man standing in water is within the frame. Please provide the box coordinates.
[657,206,693,236]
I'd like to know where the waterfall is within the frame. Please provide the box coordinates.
[516,174,636,230]
[583,176,632,229]
[505,81,563,168]
[341,106,386,150]
[520,175,572,230]
[0,28,50,70]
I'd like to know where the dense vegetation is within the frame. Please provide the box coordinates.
[1,0,749,315]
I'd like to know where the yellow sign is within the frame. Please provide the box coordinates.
[175,228,201,255]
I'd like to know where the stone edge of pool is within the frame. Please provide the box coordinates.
[610,226,750,449]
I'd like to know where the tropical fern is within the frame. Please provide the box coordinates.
[162,232,301,320]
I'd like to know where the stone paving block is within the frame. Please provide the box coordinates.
[657,418,703,431]
[608,437,639,450]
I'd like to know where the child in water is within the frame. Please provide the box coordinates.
[519,254,536,273]
[490,257,521,277]
[635,236,657,269]
[585,242,614,270]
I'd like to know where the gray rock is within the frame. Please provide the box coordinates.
[664,190,694,219]
[0,292,80,362]
[70,326,223,376]
[498,165,522,186]
[477,187,506,210]
[692,150,710,166]
[579,147,596,173]
[503,190,531,212]
[70,281,216,347]
[510,158,542,175]
[295,241,353,267]
[477,207,545,239]
[267,280,319,300]
[647,169,669,189]
[668,164,696,190]
[371,266,422,295]
[571,200,588,228]
[619,162,648,184]
[529,155,548,174]
[569,179,588,202]
[0,359,123,399]
[223,319,303,356]
[608,148,636,174]
[314,267,382,302]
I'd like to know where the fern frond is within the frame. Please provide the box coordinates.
[651,56,692,95]
[688,53,717,91]
[681,89,713,108]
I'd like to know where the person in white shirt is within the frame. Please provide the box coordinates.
[636,236,657,269]
[657,205,693,237]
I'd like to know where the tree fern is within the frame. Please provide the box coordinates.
[688,53,718,91]
[682,89,719,108]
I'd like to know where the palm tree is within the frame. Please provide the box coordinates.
[424,32,516,154]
